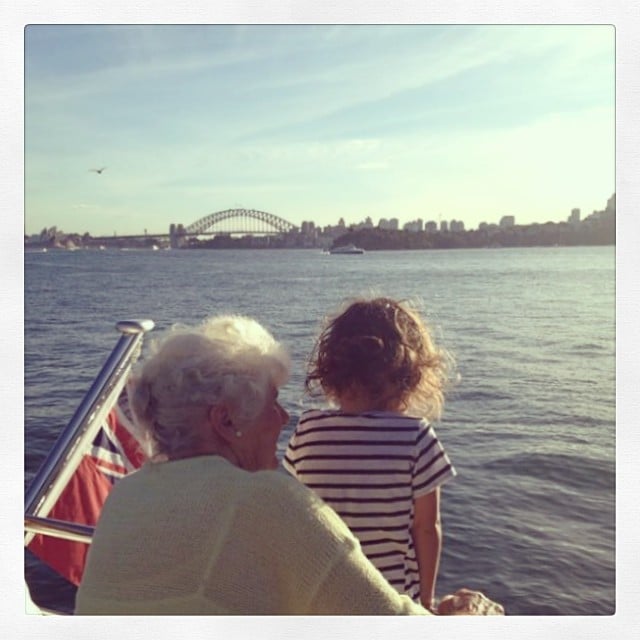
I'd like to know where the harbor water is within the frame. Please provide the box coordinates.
[24,245,615,615]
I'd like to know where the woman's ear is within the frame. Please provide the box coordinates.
[208,404,236,443]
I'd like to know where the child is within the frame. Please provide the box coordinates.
[284,297,456,612]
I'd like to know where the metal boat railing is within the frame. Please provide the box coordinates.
[24,515,95,544]
[24,319,155,546]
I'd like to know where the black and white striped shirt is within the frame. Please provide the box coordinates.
[283,409,456,600]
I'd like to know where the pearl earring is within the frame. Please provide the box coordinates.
[235,430,243,438]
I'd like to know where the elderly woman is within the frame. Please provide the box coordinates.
[75,315,502,615]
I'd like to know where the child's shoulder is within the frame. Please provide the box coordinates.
[295,408,341,434]
[299,407,339,423]
[365,410,429,427]
[299,407,342,421]
[297,407,380,429]
[299,408,429,429]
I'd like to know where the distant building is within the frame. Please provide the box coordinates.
[425,221,438,233]
[403,218,424,232]
[606,193,616,213]
[440,220,448,232]
[450,219,465,232]
[583,194,615,226]
[499,215,515,228]
[354,216,375,230]
[568,208,581,224]
[301,220,316,234]
[379,218,399,230]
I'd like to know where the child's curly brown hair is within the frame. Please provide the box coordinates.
[305,297,454,421]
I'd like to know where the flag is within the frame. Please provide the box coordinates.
[27,390,148,586]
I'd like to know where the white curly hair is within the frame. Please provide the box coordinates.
[127,315,290,459]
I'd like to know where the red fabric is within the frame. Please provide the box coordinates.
[108,408,147,469]
[27,455,112,586]
[27,402,148,585]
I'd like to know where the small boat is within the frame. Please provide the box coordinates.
[329,243,365,255]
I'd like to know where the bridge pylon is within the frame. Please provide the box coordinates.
[169,223,188,249]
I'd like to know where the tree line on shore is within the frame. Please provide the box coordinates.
[331,216,615,251]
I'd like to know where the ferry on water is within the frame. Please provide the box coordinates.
[328,243,365,255]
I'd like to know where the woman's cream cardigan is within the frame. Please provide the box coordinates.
[75,455,427,615]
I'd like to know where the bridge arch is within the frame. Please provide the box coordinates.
[184,208,298,235]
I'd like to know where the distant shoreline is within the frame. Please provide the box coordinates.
[24,240,615,252]
[24,215,615,252]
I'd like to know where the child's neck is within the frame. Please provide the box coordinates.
[337,393,405,414]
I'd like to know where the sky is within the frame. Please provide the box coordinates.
[23,23,616,237]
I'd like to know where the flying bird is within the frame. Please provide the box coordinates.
[89,167,107,174]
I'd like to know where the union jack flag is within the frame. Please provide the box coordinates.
[89,391,147,481]
[27,390,148,586]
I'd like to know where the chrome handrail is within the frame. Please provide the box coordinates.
[24,515,95,544]
[24,319,154,545]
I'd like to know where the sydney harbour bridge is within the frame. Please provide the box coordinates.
[169,208,299,247]
[90,208,301,247]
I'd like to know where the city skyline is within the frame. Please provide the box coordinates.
[27,192,615,240]
[22,24,615,237]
